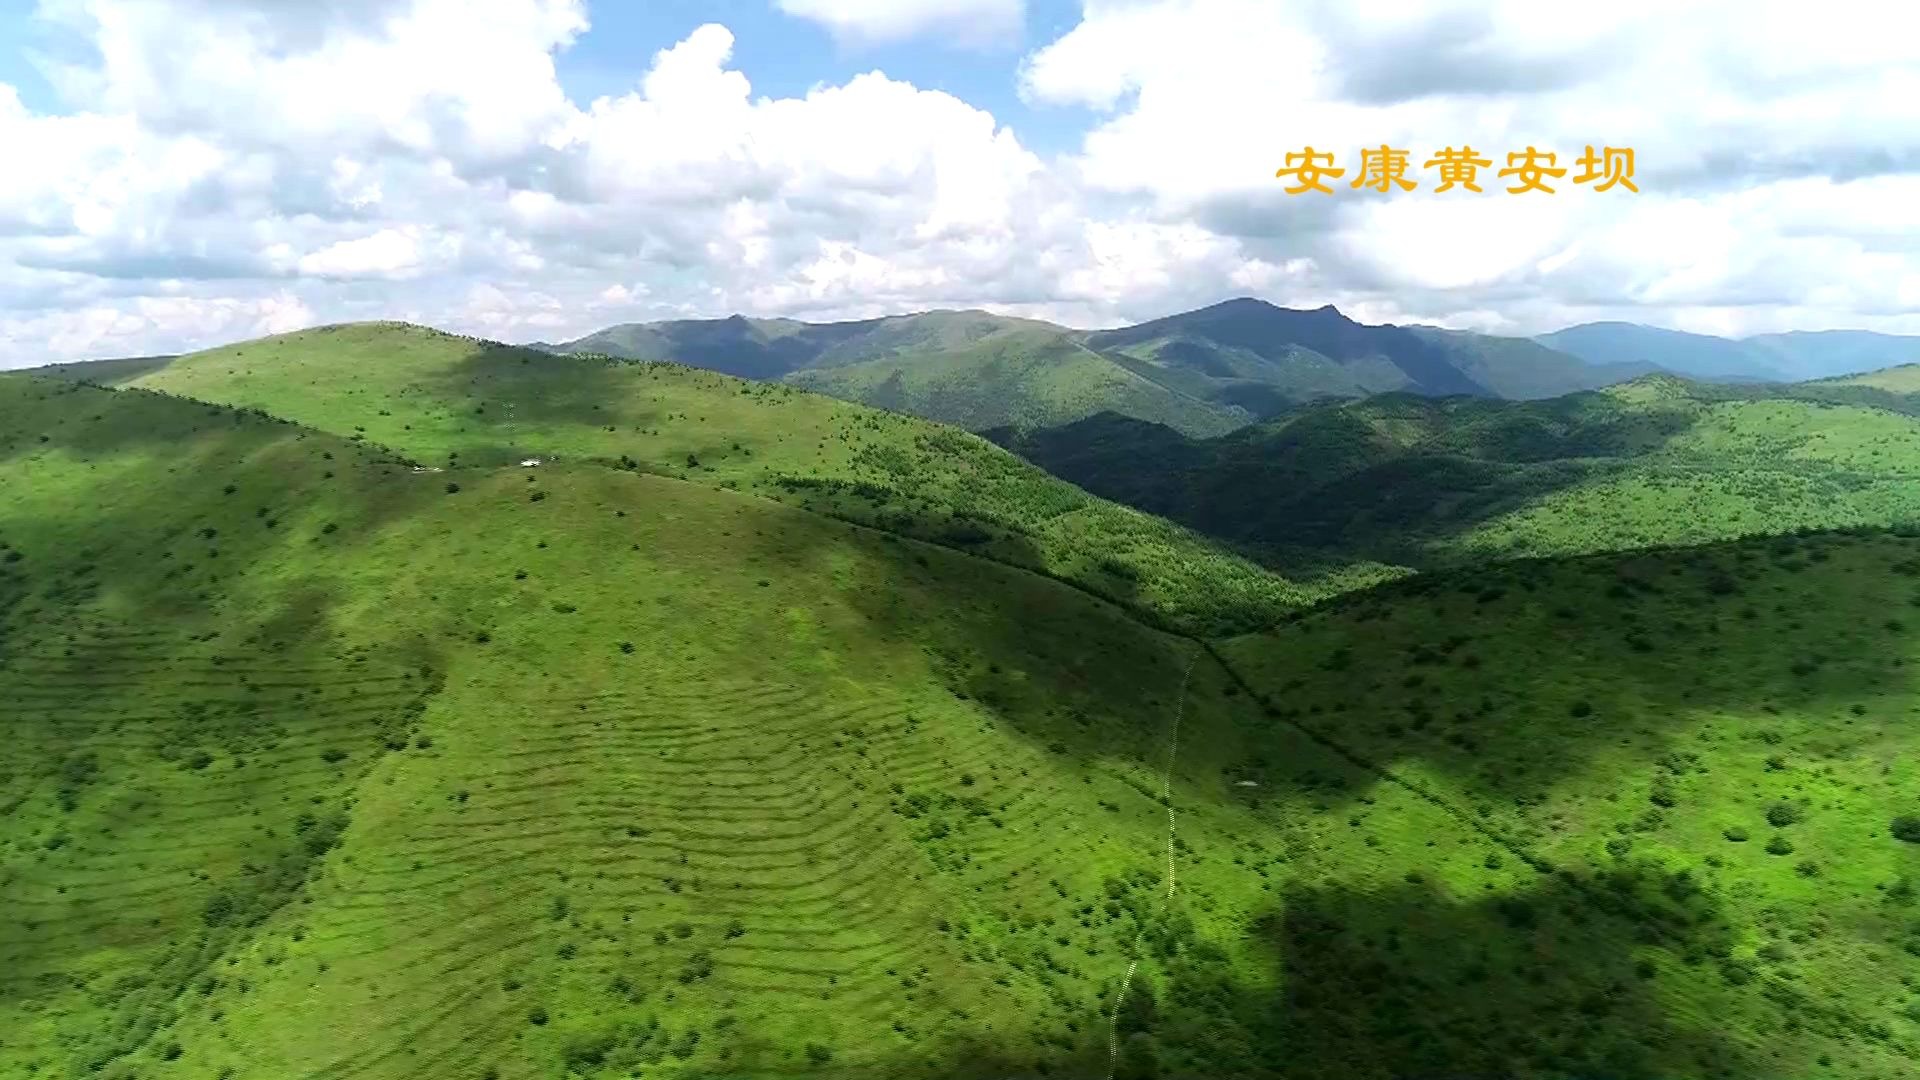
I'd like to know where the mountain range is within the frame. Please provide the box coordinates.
[11,321,1920,1079]
[1537,322,1920,382]
[535,299,1920,437]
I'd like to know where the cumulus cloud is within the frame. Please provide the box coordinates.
[0,0,1916,367]
[1020,0,1920,335]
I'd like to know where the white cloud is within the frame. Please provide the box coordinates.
[296,227,432,280]
[775,0,1025,48]
[0,0,1917,368]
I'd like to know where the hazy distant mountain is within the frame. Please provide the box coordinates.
[1746,330,1920,381]
[546,298,1638,435]
[1538,322,1920,383]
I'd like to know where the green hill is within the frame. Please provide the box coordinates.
[126,322,1364,635]
[1824,364,1920,393]
[541,311,1247,437]
[1403,325,1632,400]
[996,375,1920,570]
[540,301,1641,437]
[25,353,179,384]
[785,323,1245,437]
[1213,528,1920,1080]
[11,334,1920,1079]
[2,372,1292,1078]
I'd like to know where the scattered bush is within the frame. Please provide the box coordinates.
[1891,815,1920,843]
[1723,826,1749,843]
[1766,801,1804,828]
[1766,835,1795,856]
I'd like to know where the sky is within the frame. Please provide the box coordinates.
[0,0,1917,368]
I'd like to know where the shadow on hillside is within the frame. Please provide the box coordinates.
[689,862,1772,1079]
[1225,528,1920,816]
[0,377,291,465]
[0,378,442,634]
[1125,865,1765,1080]
[1004,394,1713,569]
[747,484,1920,839]
[421,341,803,474]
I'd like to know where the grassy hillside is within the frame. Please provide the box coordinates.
[542,315,876,381]
[547,312,1249,438]
[999,376,1920,570]
[1825,365,1920,393]
[786,323,1246,437]
[10,358,1920,1079]
[1775,365,1920,416]
[544,301,1642,435]
[127,322,1354,636]
[1405,325,1629,400]
[1086,299,1493,400]
[1215,529,1920,1080]
[23,353,178,384]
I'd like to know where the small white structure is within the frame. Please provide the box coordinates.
[1235,780,1259,787]
[520,458,542,467]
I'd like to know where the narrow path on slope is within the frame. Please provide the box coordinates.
[1105,644,1196,1080]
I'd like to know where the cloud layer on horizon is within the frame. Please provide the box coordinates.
[2,0,1917,367]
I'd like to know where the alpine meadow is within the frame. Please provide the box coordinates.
[8,3,1920,1079]
[5,316,1920,1080]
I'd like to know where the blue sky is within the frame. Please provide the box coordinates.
[1,0,1916,365]
[558,1,1092,152]
[0,0,1095,152]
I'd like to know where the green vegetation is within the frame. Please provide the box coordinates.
[540,299,1661,438]
[998,374,1920,571]
[129,322,1377,635]
[1215,528,1920,1079]
[1082,297,1625,409]
[784,321,1245,437]
[7,321,1920,1078]
[545,309,1250,436]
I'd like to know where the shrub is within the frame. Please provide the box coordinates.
[445,482,460,494]
[805,1044,833,1065]
[1765,835,1794,856]
[528,1006,549,1026]
[1569,701,1594,719]
[1723,826,1749,843]
[678,951,713,983]
[1891,815,1920,843]
[1766,801,1804,828]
